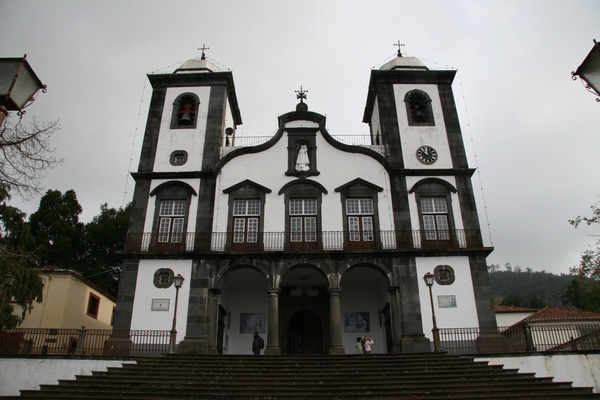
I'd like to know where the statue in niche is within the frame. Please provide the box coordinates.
[295,144,310,172]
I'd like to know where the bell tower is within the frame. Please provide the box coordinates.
[362,49,496,336]
[113,51,242,340]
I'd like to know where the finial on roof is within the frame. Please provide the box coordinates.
[394,40,405,57]
[198,44,210,60]
[295,86,308,111]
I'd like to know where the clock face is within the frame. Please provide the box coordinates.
[416,145,438,165]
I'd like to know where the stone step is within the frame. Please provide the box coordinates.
[3,353,598,399]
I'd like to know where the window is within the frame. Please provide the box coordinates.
[290,198,317,242]
[420,197,450,240]
[171,93,199,129]
[233,199,260,243]
[405,90,434,126]
[346,199,374,242]
[158,200,187,243]
[87,293,100,319]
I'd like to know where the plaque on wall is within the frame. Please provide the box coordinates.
[151,298,171,311]
[343,312,370,333]
[437,295,457,308]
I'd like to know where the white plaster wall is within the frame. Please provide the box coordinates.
[341,283,386,354]
[213,124,395,236]
[477,354,600,393]
[130,260,192,341]
[393,84,452,169]
[496,312,533,327]
[219,285,268,354]
[416,256,479,337]
[154,86,212,172]
[0,358,133,396]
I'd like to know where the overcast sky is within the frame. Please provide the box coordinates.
[2,0,599,275]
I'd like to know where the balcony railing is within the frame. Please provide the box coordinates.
[439,322,600,354]
[223,135,376,148]
[124,229,485,254]
[0,328,170,357]
[1,323,598,357]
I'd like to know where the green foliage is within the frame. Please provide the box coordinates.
[488,268,574,308]
[0,186,43,328]
[28,189,84,269]
[569,201,600,279]
[562,276,600,312]
[80,203,131,296]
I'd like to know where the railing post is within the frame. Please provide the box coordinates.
[74,326,86,355]
[523,321,536,352]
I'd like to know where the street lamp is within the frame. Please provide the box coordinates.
[572,39,600,102]
[0,274,16,322]
[423,272,442,352]
[168,274,185,354]
[0,55,47,125]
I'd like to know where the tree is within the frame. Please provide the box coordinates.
[80,203,131,295]
[28,189,84,269]
[0,115,62,199]
[569,201,600,279]
[0,186,43,328]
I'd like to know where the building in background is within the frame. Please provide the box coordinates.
[13,269,115,330]
[114,50,496,355]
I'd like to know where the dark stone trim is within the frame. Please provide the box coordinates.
[278,179,328,195]
[112,259,140,331]
[223,179,272,194]
[132,171,214,181]
[438,83,469,169]
[408,178,457,194]
[150,181,198,197]
[335,178,384,193]
[148,72,242,125]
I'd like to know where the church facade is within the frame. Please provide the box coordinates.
[113,52,496,355]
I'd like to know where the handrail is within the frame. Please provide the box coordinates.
[124,229,485,253]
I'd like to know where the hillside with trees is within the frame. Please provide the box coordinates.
[488,264,599,312]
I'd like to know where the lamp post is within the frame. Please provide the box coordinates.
[0,274,16,326]
[572,39,600,102]
[0,55,47,126]
[423,272,442,352]
[168,274,184,354]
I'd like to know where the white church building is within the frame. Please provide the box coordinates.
[113,50,496,355]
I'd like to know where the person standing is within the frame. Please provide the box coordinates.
[355,337,364,354]
[252,331,264,355]
[362,336,374,354]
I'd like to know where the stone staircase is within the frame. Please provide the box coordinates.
[3,353,599,399]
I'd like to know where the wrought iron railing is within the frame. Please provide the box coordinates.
[222,135,376,148]
[0,328,169,357]
[1,323,598,357]
[124,229,484,254]
[439,322,600,354]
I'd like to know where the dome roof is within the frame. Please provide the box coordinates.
[174,57,222,74]
[380,55,429,71]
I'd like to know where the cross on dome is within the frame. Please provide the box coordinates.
[394,40,405,57]
[198,44,210,60]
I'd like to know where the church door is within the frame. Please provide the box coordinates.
[288,311,323,354]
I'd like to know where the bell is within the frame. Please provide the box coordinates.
[178,103,194,125]
[179,112,193,125]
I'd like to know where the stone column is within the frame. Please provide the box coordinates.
[264,289,281,355]
[207,288,221,354]
[328,288,345,354]
[388,286,403,353]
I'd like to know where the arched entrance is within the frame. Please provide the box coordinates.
[288,310,323,354]
[280,266,329,354]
